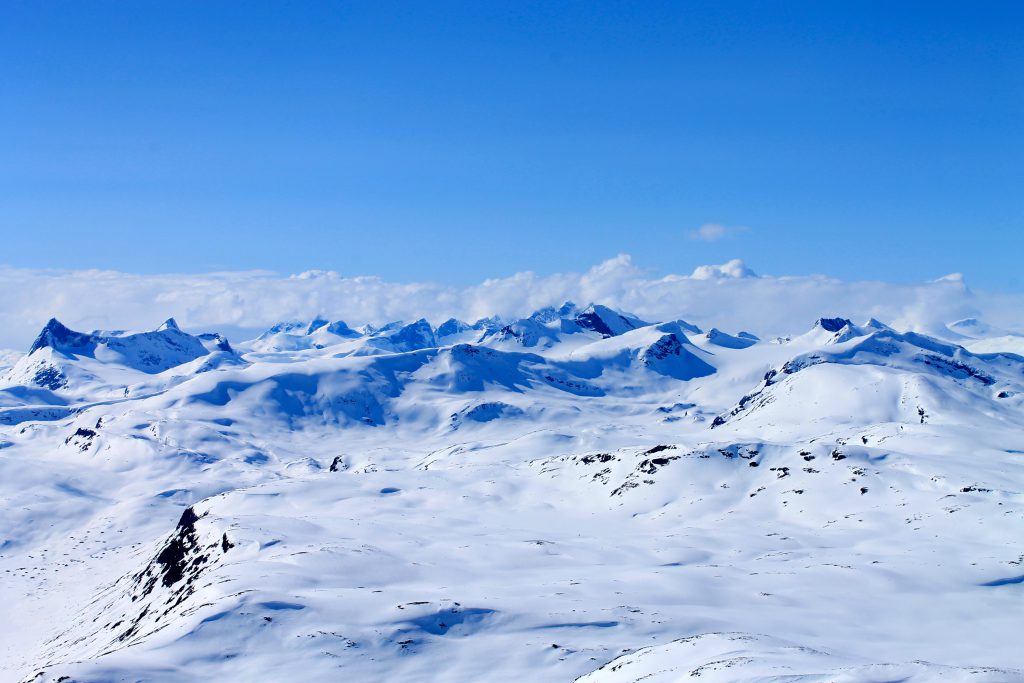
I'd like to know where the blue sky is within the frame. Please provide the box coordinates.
[1,1,1021,288]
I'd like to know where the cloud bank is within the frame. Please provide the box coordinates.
[0,256,1018,350]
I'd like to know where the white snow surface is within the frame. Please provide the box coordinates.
[1,305,1022,683]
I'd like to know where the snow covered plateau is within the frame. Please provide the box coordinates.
[1,303,1022,682]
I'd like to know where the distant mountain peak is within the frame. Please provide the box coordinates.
[326,320,356,337]
[379,318,437,352]
[472,316,502,331]
[20,317,219,379]
[306,317,329,334]
[705,328,757,349]
[527,301,578,325]
[575,304,647,338]
[28,318,93,355]
[557,300,578,317]
[816,317,852,333]
[437,318,471,338]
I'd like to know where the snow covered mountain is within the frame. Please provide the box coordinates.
[1,305,1022,682]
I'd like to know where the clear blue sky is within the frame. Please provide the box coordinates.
[1,2,1021,288]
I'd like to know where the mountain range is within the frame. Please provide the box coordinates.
[1,303,1022,682]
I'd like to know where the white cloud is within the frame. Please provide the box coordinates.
[0,257,1018,350]
[688,223,746,242]
[689,259,757,280]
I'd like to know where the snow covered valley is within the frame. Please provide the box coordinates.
[1,305,1022,682]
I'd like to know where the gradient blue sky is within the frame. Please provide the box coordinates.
[1,1,1021,288]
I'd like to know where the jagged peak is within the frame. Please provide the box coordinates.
[306,317,329,335]
[437,318,471,337]
[197,332,235,354]
[529,301,580,324]
[528,307,560,324]
[638,330,717,380]
[41,317,66,333]
[575,304,647,338]
[370,320,406,336]
[28,318,93,355]
[261,320,306,337]
[815,317,853,333]
[401,318,432,330]
[158,318,181,332]
[326,320,356,337]
[375,318,437,351]
[472,316,502,331]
